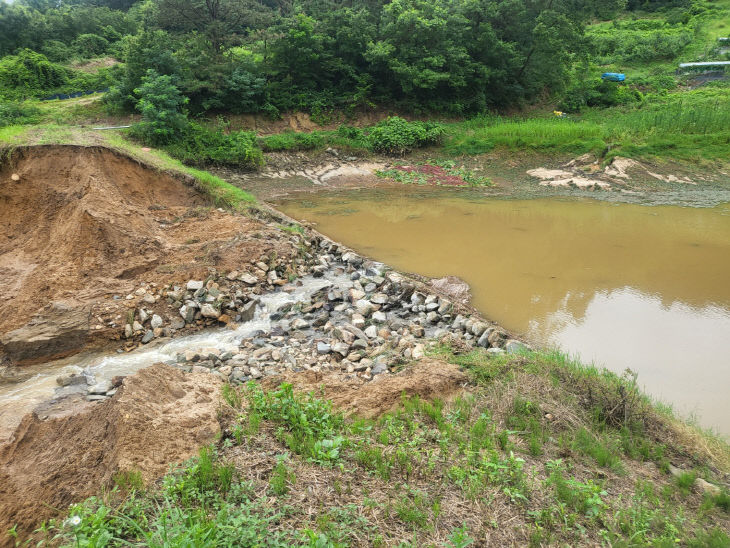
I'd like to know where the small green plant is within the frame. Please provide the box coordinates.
[572,427,622,471]
[278,223,305,235]
[113,469,144,492]
[269,455,296,496]
[394,488,432,529]
[548,468,607,518]
[447,524,475,547]
[245,382,346,465]
[222,383,242,409]
[675,470,697,495]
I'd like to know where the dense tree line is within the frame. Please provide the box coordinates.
[0,0,706,113]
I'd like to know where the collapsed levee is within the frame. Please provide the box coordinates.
[0,364,222,545]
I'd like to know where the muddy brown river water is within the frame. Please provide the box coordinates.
[277,190,730,435]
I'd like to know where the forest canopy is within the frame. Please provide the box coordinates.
[0,0,709,114]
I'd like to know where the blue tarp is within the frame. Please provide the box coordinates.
[601,73,626,82]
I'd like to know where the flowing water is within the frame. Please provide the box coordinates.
[277,190,730,435]
[0,276,339,442]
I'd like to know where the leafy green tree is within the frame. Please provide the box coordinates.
[365,0,476,112]
[154,0,271,53]
[104,29,180,110]
[72,33,110,56]
[130,69,189,145]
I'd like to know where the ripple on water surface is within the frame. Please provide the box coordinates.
[277,191,730,435]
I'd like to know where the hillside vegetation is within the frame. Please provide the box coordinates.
[0,0,728,167]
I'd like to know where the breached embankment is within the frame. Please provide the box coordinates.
[0,145,526,541]
[0,145,299,365]
[0,364,222,544]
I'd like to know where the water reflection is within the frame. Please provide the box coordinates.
[278,191,730,434]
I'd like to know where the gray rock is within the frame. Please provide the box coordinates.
[348,288,366,302]
[372,362,388,375]
[56,372,86,387]
[412,344,425,360]
[86,394,107,401]
[150,314,163,329]
[240,300,257,322]
[694,478,721,496]
[355,299,375,317]
[371,292,389,305]
[487,347,505,355]
[342,251,363,266]
[179,304,196,323]
[291,318,309,330]
[372,311,387,323]
[477,328,492,348]
[471,323,487,337]
[344,324,369,343]
[505,340,530,354]
[170,317,185,330]
[364,325,378,339]
[200,303,221,319]
[426,311,439,323]
[124,324,133,339]
[187,280,204,291]
[138,309,149,324]
[240,273,258,285]
[141,330,154,344]
[317,342,331,354]
[332,342,350,356]
[488,330,507,348]
[132,321,144,332]
[88,380,112,395]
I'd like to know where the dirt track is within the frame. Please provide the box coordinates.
[0,146,295,361]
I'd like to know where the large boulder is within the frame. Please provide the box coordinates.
[0,302,91,365]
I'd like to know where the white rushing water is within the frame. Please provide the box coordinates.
[0,274,341,441]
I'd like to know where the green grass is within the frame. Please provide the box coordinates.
[0,125,29,144]
[443,86,730,161]
[42,347,730,547]
[105,132,256,210]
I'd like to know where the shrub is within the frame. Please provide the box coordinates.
[72,34,110,57]
[0,50,69,99]
[366,116,444,154]
[560,79,642,112]
[167,123,264,169]
[259,131,325,152]
[40,40,73,63]
[129,69,188,146]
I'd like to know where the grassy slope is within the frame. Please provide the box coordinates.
[0,122,256,210]
[39,348,729,547]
